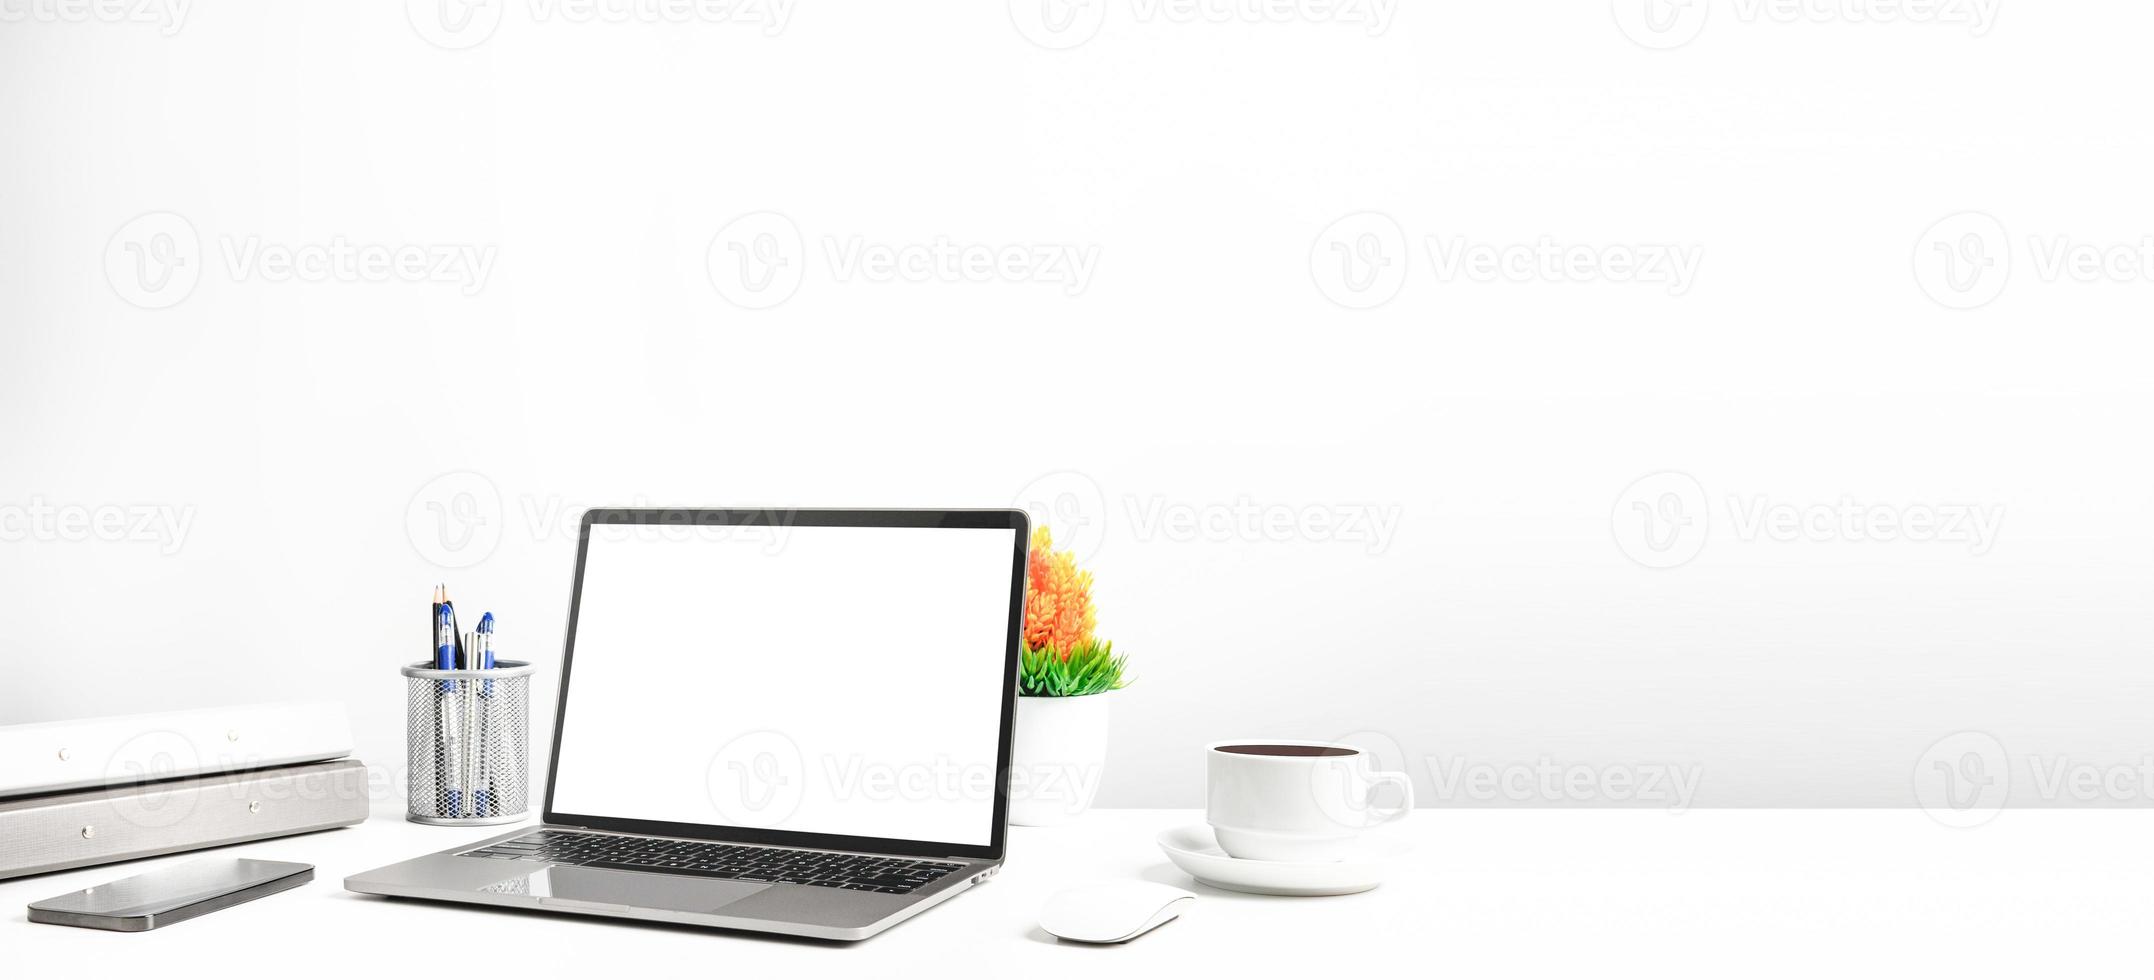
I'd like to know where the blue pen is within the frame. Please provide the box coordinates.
[434,591,457,684]
[477,612,496,679]
[475,612,496,816]
[435,589,463,816]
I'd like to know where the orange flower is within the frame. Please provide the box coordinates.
[1023,526,1096,658]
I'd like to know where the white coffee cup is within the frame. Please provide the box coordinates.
[1206,740,1413,862]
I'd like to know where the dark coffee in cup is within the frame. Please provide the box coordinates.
[1213,744,1359,758]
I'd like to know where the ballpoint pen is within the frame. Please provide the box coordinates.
[436,590,463,817]
[462,629,478,820]
[476,612,496,817]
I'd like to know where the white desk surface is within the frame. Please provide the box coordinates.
[1,804,2143,976]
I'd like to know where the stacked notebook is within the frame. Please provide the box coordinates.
[0,702,369,879]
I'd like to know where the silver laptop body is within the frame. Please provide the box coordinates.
[347,508,1030,942]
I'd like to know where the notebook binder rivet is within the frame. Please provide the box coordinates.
[249,801,261,813]
[80,826,94,839]
[56,748,70,761]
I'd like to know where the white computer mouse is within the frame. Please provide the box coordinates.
[1039,882,1195,944]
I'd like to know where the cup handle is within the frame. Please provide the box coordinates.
[1360,771,1414,826]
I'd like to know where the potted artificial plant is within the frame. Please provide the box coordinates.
[1009,527,1129,826]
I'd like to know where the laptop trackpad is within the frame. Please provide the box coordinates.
[484,865,772,913]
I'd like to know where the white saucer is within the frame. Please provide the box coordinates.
[1155,825,1408,896]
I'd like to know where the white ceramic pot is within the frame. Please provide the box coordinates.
[1008,691,1114,827]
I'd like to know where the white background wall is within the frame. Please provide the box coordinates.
[3,1,2149,810]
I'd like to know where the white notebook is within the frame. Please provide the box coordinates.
[0,702,352,798]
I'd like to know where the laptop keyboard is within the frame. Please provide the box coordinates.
[463,830,966,895]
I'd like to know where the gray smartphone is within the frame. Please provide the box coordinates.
[28,858,313,931]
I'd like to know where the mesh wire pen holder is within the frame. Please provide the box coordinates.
[403,660,536,826]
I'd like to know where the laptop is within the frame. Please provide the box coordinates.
[347,508,1030,941]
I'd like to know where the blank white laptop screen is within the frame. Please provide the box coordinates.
[550,523,1018,847]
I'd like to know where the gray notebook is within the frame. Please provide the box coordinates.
[0,759,368,880]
